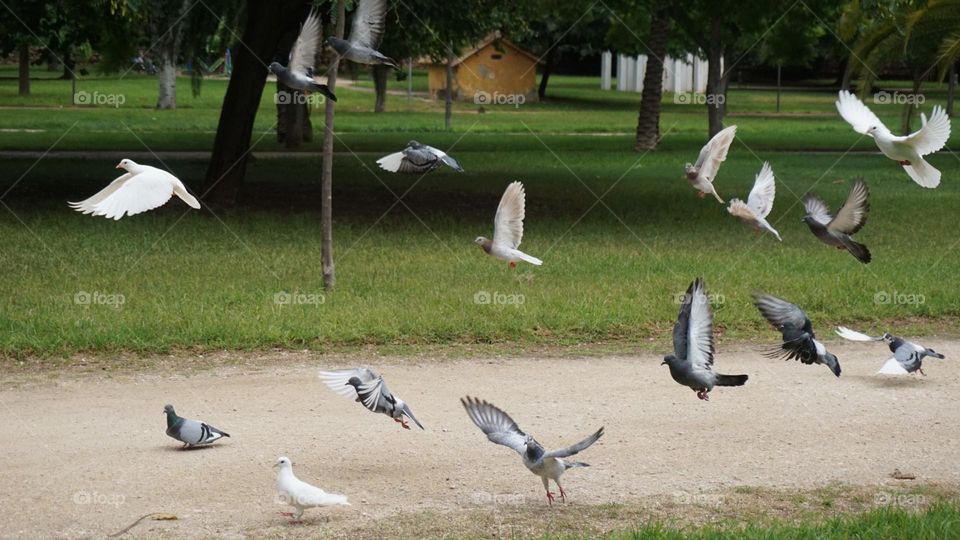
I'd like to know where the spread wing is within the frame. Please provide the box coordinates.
[836,90,889,137]
[491,181,526,250]
[803,194,833,225]
[835,326,884,342]
[461,396,527,455]
[746,162,776,218]
[319,367,379,403]
[828,179,869,234]
[753,293,810,333]
[70,169,175,220]
[68,172,133,213]
[289,9,322,73]
[348,0,388,50]
[543,427,604,459]
[905,106,950,156]
[694,125,736,182]
[673,278,714,370]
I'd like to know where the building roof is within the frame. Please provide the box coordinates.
[419,32,541,67]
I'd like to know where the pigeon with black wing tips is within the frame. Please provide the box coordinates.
[319,367,423,430]
[836,326,947,376]
[162,404,230,448]
[803,178,871,264]
[268,9,336,101]
[753,294,841,377]
[377,140,464,174]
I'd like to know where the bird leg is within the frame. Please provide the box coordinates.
[753,228,760,237]
[918,367,926,376]
[696,389,710,401]
[509,261,517,269]
[899,160,911,166]
[836,246,845,250]
[558,485,567,502]
[545,490,556,505]
[697,192,706,199]
[393,417,411,429]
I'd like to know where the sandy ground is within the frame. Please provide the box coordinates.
[1,340,959,538]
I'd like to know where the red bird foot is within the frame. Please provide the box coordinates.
[559,487,567,502]
[899,160,911,166]
[546,491,556,505]
[509,261,517,268]
[697,192,706,199]
[393,418,411,429]
[836,245,845,250]
[696,389,710,401]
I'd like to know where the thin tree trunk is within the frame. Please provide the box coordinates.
[445,43,454,129]
[157,50,177,109]
[901,71,922,135]
[373,64,388,112]
[705,15,725,137]
[321,0,345,290]
[18,43,30,96]
[538,47,558,100]
[634,9,669,151]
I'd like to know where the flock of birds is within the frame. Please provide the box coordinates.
[60,0,956,522]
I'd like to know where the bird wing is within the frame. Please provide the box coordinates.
[83,168,175,220]
[693,125,737,182]
[673,278,714,370]
[753,293,810,333]
[878,357,909,375]
[426,145,463,171]
[828,179,869,234]
[319,367,379,402]
[402,146,437,167]
[491,181,526,250]
[289,9,322,73]
[836,90,888,137]
[803,194,833,225]
[543,427,604,459]
[68,172,133,213]
[746,162,776,218]
[348,0,388,50]
[461,396,527,455]
[355,374,388,411]
[905,106,950,156]
[835,326,883,342]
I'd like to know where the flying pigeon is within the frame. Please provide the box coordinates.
[662,278,748,401]
[377,140,464,174]
[753,294,841,377]
[803,179,871,264]
[836,326,947,376]
[162,404,229,448]
[319,368,423,430]
[275,456,349,521]
[727,162,781,241]
[69,159,200,220]
[326,0,399,69]
[461,396,603,505]
[268,9,336,101]
[475,181,543,267]
[684,125,737,203]
[836,90,950,188]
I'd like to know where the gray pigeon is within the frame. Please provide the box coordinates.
[662,278,748,401]
[319,368,423,429]
[268,9,337,101]
[836,326,947,376]
[802,179,870,264]
[163,404,230,448]
[376,140,464,174]
[753,294,841,377]
[461,396,603,505]
[326,0,399,69]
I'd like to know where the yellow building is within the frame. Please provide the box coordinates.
[427,34,540,103]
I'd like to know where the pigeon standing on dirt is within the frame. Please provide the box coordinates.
[275,456,349,521]
[727,162,781,241]
[836,90,950,188]
[684,125,737,203]
[326,0,399,69]
[268,9,337,101]
[475,181,543,267]
[69,159,200,220]
[162,404,230,448]
[803,179,871,264]
[377,140,464,174]
[836,326,947,376]
[461,396,603,505]
[662,278,748,401]
[753,294,841,377]
[319,368,424,430]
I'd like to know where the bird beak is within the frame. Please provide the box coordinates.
[115,163,123,169]
[660,360,666,366]
[272,462,278,468]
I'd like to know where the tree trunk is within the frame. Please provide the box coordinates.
[445,43,454,129]
[947,63,956,117]
[276,82,312,147]
[18,43,30,96]
[901,71,922,135]
[634,9,669,151]
[373,64,389,112]
[321,0,346,290]
[705,15,726,137]
[538,47,558,100]
[157,50,177,109]
[58,49,75,80]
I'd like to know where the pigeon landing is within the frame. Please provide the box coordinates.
[684,125,736,203]
[803,179,871,264]
[461,396,603,505]
[275,457,349,521]
[319,368,424,430]
[836,326,947,376]
[69,159,200,220]
[836,90,950,188]
[162,404,229,448]
[475,181,543,267]
[267,10,336,101]
[727,162,781,241]
[326,0,399,69]
[377,141,464,174]
[662,278,748,401]
[753,294,841,377]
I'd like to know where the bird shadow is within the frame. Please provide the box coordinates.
[155,444,221,453]
[858,375,925,389]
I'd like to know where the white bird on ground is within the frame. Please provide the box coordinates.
[726,161,781,241]
[69,159,200,220]
[836,90,950,188]
[474,181,542,267]
[274,456,349,522]
[684,125,737,203]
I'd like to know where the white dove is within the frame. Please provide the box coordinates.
[684,125,736,203]
[726,161,781,241]
[275,456,349,522]
[474,181,542,267]
[69,159,200,220]
[836,90,951,188]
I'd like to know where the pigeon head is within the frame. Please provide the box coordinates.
[881,333,895,343]
[661,354,677,367]
[684,163,698,180]
[474,236,492,253]
[407,140,422,148]
[268,61,282,74]
[116,158,137,171]
[327,36,349,53]
[163,404,175,415]
[274,456,292,469]
[866,125,878,135]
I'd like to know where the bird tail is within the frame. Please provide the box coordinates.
[515,251,543,266]
[173,185,201,209]
[925,349,945,360]
[564,461,590,470]
[309,82,337,102]
[715,374,748,387]
[710,189,725,204]
[840,237,871,264]
[902,158,940,188]
[376,152,405,173]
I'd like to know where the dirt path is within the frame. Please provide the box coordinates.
[1,340,958,538]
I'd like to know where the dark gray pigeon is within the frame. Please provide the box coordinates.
[753,293,841,377]
[319,368,423,429]
[802,179,870,264]
[836,326,947,375]
[461,396,603,505]
[662,278,748,401]
[163,404,230,448]
[268,9,337,101]
[326,0,399,69]
[376,140,464,174]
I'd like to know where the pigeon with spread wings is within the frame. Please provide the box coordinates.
[836,326,947,376]
[377,140,464,174]
[268,9,336,101]
[803,179,871,264]
[319,368,423,430]
[685,125,736,203]
[70,159,200,220]
[327,0,399,69]
[475,181,542,267]
[753,293,841,377]
[727,162,781,241]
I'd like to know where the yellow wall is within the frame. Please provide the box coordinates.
[428,43,538,103]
